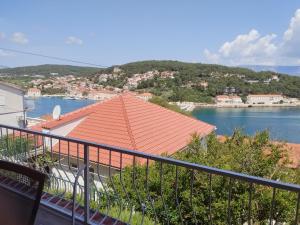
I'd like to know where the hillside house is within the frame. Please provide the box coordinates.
[27,87,41,97]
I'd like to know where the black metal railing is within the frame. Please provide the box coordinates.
[0,124,299,225]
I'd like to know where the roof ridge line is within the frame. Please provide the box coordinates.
[119,95,137,150]
[39,95,122,127]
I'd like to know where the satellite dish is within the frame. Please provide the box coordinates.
[52,105,61,120]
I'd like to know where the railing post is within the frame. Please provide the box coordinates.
[84,144,90,224]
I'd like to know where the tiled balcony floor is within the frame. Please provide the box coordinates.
[35,204,84,225]
[0,183,125,225]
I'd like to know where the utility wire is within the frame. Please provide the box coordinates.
[0,47,108,68]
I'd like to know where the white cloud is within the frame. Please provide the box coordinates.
[203,9,300,66]
[11,32,29,44]
[65,36,83,45]
[203,49,219,64]
[281,9,300,57]
[219,29,259,57]
[284,9,300,41]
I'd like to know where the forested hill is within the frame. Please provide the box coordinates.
[0,64,101,76]
[96,60,300,102]
[103,60,255,76]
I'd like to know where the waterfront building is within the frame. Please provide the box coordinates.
[27,87,41,97]
[0,82,26,127]
[87,90,117,101]
[246,94,284,104]
[215,95,243,104]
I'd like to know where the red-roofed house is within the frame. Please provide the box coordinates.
[27,88,41,97]
[31,93,215,183]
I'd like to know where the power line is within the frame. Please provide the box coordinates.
[0,47,109,68]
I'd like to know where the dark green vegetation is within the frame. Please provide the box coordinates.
[110,130,300,224]
[149,96,191,116]
[0,135,32,157]
[1,130,299,224]
[99,60,300,102]
[0,76,35,89]
[0,64,101,76]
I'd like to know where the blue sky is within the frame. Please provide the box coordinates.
[0,1,300,67]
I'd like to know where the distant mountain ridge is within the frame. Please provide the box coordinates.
[0,64,102,76]
[242,65,300,76]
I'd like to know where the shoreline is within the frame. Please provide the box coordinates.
[26,94,93,100]
[174,101,300,112]
[28,95,300,109]
[195,103,300,108]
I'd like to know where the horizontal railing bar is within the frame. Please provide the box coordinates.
[1,124,300,193]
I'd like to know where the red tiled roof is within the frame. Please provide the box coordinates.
[32,93,215,167]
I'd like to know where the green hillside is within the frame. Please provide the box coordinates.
[0,64,102,76]
[98,60,300,102]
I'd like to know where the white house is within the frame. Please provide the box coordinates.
[246,94,284,105]
[27,88,41,97]
[0,82,26,128]
[136,92,153,101]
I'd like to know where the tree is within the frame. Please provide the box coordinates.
[82,91,89,96]
[109,130,299,224]
[0,134,32,158]
[149,96,191,116]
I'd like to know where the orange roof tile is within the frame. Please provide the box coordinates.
[31,93,215,167]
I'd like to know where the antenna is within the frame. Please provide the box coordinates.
[52,105,61,120]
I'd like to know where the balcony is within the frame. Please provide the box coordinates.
[0,124,299,225]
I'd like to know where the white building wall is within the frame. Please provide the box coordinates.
[246,95,284,104]
[0,83,25,127]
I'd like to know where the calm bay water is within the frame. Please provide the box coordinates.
[193,107,300,143]
[26,97,300,143]
[26,97,96,118]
